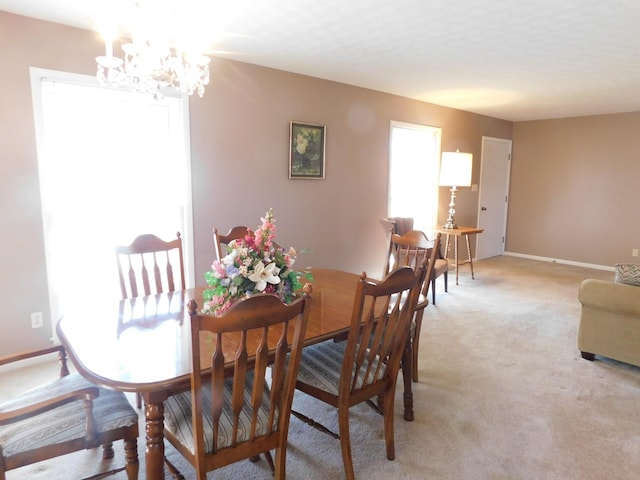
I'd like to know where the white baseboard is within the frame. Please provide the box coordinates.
[503,251,614,272]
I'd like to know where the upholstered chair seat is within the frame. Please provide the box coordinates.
[296,340,387,396]
[0,372,138,476]
[164,372,276,455]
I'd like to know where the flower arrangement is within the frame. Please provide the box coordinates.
[202,209,312,316]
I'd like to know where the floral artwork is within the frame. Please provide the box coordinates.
[289,122,325,179]
[202,209,313,316]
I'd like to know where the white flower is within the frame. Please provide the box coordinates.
[286,247,297,268]
[248,261,281,291]
[222,250,237,266]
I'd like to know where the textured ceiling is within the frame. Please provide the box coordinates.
[2,0,640,121]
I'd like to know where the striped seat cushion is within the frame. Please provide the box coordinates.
[296,340,387,396]
[0,373,138,458]
[164,372,276,455]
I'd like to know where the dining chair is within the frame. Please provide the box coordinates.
[213,225,282,263]
[115,232,185,300]
[213,226,249,260]
[382,216,414,236]
[384,230,441,383]
[0,345,139,479]
[163,293,310,480]
[114,231,185,410]
[384,217,448,305]
[292,263,426,480]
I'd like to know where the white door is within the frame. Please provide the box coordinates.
[476,137,512,260]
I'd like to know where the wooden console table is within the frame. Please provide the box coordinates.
[434,226,484,285]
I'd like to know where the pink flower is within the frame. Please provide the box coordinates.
[202,208,309,317]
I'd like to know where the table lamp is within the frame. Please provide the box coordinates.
[439,151,473,229]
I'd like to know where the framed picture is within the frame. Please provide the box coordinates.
[289,121,326,179]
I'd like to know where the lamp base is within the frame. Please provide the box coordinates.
[443,186,459,229]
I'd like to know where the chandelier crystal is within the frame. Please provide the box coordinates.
[96,1,211,98]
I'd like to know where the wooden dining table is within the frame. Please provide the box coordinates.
[56,268,417,480]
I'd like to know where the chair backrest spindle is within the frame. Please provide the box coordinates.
[115,232,185,300]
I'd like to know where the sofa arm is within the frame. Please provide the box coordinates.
[578,279,640,318]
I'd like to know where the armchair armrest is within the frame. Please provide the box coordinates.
[0,386,99,425]
[0,344,70,377]
[578,279,640,318]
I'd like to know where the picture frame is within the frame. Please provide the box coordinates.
[289,121,326,179]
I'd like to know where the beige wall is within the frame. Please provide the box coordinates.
[509,113,640,266]
[189,60,512,282]
[1,11,516,356]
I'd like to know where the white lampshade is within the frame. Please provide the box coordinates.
[439,151,473,187]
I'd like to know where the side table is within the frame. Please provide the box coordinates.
[434,226,484,285]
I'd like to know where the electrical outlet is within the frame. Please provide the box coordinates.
[31,312,43,329]
[633,248,639,257]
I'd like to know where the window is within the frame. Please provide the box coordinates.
[388,121,442,232]
[30,69,193,339]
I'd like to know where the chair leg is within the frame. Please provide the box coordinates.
[263,451,275,475]
[412,314,424,384]
[444,271,448,292]
[165,457,185,479]
[274,447,287,480]
[136,392,142,409]
[102,442,114,460]
[401,338,414,421]
[581,351,595,360]
[382,387,396,461]
[431,277,436,305]
[124,438,140,480]
[337,406,356,480]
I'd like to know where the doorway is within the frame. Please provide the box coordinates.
[476,136,512,260]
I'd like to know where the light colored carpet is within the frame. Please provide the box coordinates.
[3,256,639,479]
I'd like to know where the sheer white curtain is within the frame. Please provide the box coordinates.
[388,121,441,232]
[31,69,193,338]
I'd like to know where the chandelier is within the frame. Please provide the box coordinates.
[96,1,211,98]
